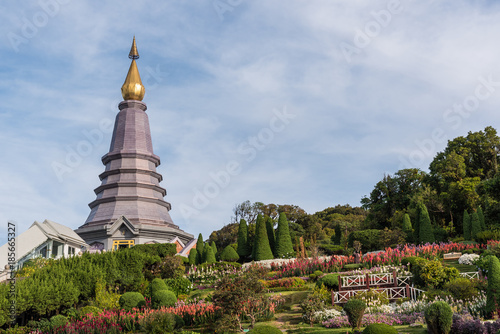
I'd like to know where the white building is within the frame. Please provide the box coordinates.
[0,220,88,275]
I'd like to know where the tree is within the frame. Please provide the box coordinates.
[266,216,276,256]
[333,224,342,245]
[205,245,216,264]
[188,248,197,265]
[210,241,218,260]
[463,210,471,240]
[275,212,295,258]
[232,200,263,224]
[470,212,481,241]
[196,233,204,264]
[486,256,500,318]
[418,202,435,244]
[402,213,412,242]
[478,206,486,231]
[252,214,274,261]
[202,243,212,264]
[220,245,239,262]
[236,219,250,259]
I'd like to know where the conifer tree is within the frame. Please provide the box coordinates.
[266,216,276,256]
[418,202,435,244]
[402,213,412,241]
[220,245,239,262]
[333,224,342,245]
[210,241,218,260]
[486,256,500,318]
[188,248,198,265]
[471,212,481,241]
[237,219,250,259]
[205,245,216,264]
[463,210,471,240]
[275,212,294,258]
[252,214,274,261]
[414,205,421,243]
[196,233,204,264]
[202,243,212,264]
[478,206,486,231]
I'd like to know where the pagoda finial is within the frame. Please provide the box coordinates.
[121,37,145,101]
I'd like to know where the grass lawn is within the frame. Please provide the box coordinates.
[286,324,427,333]
[443,259,476,272]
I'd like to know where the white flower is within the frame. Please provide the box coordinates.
[458,253,479,265]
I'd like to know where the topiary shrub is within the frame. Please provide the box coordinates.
[119,292,146,311]
[343,298,366,331]
[425,301,453,334]
[50,315,68,331]
[220,245,239,262]
[343,263,364,270]
[150,277,168,296]
[78,305,102,319]
[164,277,193,297]
[141,311,184,333]
[316,273,339,290]
[443,277,479,302]
[248,324,282,334]
[314,270,323,277]
[401,256,419,268]
[363,323,398,334]
[152,289,177,309]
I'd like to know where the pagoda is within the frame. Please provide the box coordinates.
[75,38,194,251]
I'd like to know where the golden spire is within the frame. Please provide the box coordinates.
[121,36,145,101]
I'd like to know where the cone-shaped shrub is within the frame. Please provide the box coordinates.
[402,214,412,242]
[486,255,500,318]
[463,210,471,240]
[188,248,197,265]
[252,214,274,261]
[344,298,366,331]
[424,301,452,334]
[470,212,481,241]
[119,292,145,311]
[275,212,294,258]
[418,202,435,244]
[205,245,216,264]
[210,241,218,260]
[266,216,276,256]
[478,206,486,231]
[220,245,239,262]
[196,233,204,264]
[237,219,250,258]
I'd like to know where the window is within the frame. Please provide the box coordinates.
[112,240,135,251]
[68,246,76,256]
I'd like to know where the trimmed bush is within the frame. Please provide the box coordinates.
[343,263,363,270]
[152,289,177,309]
[418,202,435,244]
[119,292,146,311]
[443,277,479,302]
[319,244,344,255]
[348,229,381,251]
[487,256,500,318]
[78,306,102,318]
[471,212,481,241]
[237,219,250,258]
[252,214,274,261]
[275,212,295,258]
[266,216,276,256]
[314,270,323,277]
[142,312,184,333]
[344,298,366,330]
[50,315,68,330]
[463,210,471,241]
[316,273,339,290]
[164,277,192,297]
[401,256,419,268]
[248,324,282,334]
[188,248,197,265]
[363,323,398,334]
[204,244,216,264]
[425,301,453,334]
[220,245,239,262]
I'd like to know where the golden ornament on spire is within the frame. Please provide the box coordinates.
[121,37,145,101]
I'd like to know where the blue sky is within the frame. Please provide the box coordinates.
[2,0,500,243]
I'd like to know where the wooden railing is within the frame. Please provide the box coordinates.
[339,270,408,291]
[460,271,480,279]
[333,284,425,304]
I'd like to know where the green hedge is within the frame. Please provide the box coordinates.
[152,290,177,309]
[363,323,397,334]
[119,292,146,311]
[425,301,452,334]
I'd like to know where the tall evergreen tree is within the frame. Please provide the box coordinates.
[471,212,481,241]
[202,243,212,264]
[196,233,204,264]
[333,224,342,245]
[463,210,471,240]
[188,249,198,265]
[402,213,412,242]
[265,216,276,256]
[236,219,250,259]
[205,245,216,264]
[252,214,274,261]
[418,202,435,244]
[478,206,486,231]
[210,241,218,260]
[414,205,421,243]
[275,212,294,258]
[486,256,500,318]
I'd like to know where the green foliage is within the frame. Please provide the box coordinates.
[131,243,177,258]
[476,230,500,244]
[118,292,146,311]
[236,218,250,259]
[299,294,325,326]
[164,277,193,297]
[402,213,412,241]
[266,216,276,256]
[418,202,435,244]
[319,244,344,255]
[188,248,197,265]
[153,255,185,279]
[478,206,486,231]
[348,229,381,251]
[275,212,295,258]
[220,245,240,262]
[141,312,183,334]
[210,241,218,260]
[463,210,471,240]
[248,324,282,333]
[344,298,366,330]
[487,255,500,318]
[443,277,479,302]
[311,284,330,305]
[94,277,120,310]
[316,273,339,290]
[354,288,389,308]
[411,258,459,289]
[333,223,342,245]
[252,214,274,261]
[363,323,398,334]
[78,305,102,318]
[196,233,204,264]
[204,244,216,264]
[50,314,68,330]
[471,212,481,240]
[150,278,168,295]
[424,301,453,334]
[152,290,177,309]
[343,263,364,270]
